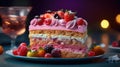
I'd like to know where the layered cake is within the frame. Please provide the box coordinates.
[29,10,89,58]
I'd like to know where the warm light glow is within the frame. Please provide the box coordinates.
[100,19,109,29]
[17,28,26,35]
[116,14,120,23]
[5,21,10,25]
[100,33,109,52]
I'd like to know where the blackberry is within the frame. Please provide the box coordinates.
[44,45,54,53]
[51,48,61,58]
[54,14,61,19]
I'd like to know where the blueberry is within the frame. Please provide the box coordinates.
[44,45,54,53]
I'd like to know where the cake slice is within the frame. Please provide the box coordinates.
[29,10,89,58]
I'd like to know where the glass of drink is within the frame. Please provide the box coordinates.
[0,7,31,50]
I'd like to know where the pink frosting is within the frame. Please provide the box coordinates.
[66,20,77,29]
[78,25,87,33]
[29,18,87,33]
[51,19,59,26]
[30,18,38,26]
[59,19,66,26]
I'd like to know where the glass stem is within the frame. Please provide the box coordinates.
[11,39,15,49]
[10,35,17,50]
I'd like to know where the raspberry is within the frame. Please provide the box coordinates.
[44,53,52,58]
[44,18,52,25]
[37,19,44,25]
[76,18,86,26]
[88,51,95,57]
[112,41,119,47]
[13,49,18,55]
[19,42,27,47]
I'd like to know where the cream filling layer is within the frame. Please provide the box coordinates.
[29,34,88,44]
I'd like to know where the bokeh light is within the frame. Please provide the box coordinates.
[100,19,109,29]
[116,14,120,24]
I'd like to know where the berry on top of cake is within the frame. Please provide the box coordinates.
[29,10,89,58]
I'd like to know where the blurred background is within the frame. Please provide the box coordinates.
[0,0,120,46]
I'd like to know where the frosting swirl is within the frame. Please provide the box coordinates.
[59,19,66,26]
[51,19,59,26]
[30,18,38,26]
[66,20,76,29]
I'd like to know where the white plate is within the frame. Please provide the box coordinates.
[109,45,120,50]
[5,50,104,62]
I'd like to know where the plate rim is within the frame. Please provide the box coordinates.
[5,50,104,61]
[109,45,120,50]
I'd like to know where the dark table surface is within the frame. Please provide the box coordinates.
[0,44,120,67]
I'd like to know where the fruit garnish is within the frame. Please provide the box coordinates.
[13,49,18,55]
[51,48,61,57]
[64,10,75,22]
[18,46,28,56]
[44,44,54,53]
[12,43,28,56]
[44,53,52,58]
[32,15,44,25]
[76,18,86,26]
[88,51,95,57]
[17,42,27,52]
[54,14,61,19]
[44,13,53,19]
[93,45,105,55]
[57,10,64,18]
[112,41,119,47]
[27,50,38,57]
[44,18,52,25]
[37,19,44,25]
[0,45,4,55]
[37,49,46,57]
[19,42,27,47]
[40,15,45,19]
